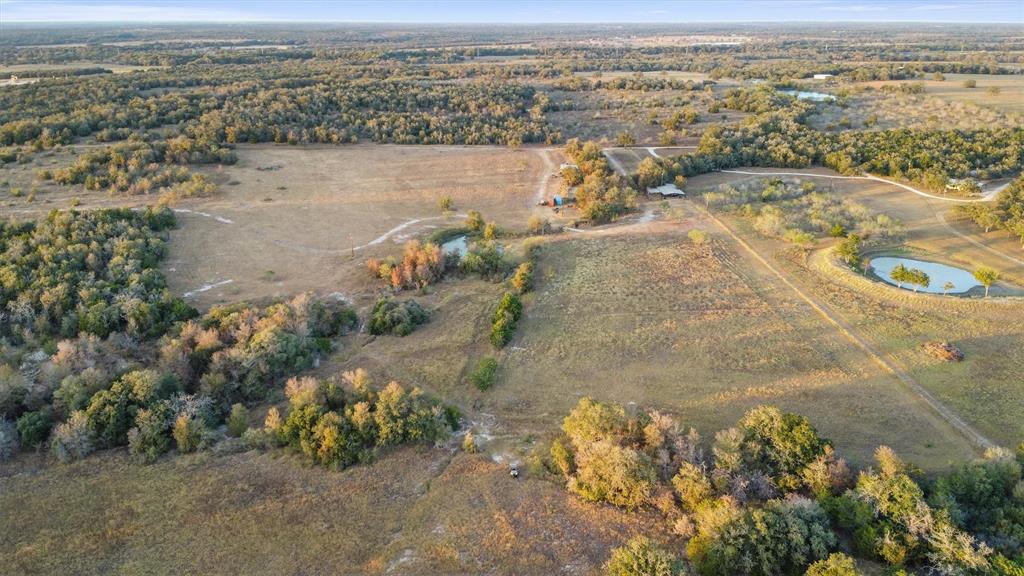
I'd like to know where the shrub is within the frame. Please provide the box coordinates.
[462,430,477,453]
[227,403,250,437]
[688,229,708,245]
[263,373,452,469]
[688,496,837,576]
[571,439,657,510]
[550,437,576,477]
[16,410,54,449]
[605,536,684,576]
[173,414,205,453]
[483,221,498,240]
[380,240,447,289]
[737,405,830,492]
[50,410,94,463]
[128,405,172,463]
[0,418,19,461]
[0,363,30,417]
[465,210,484,233]
[511,261,534,294]
[673,462,714,512]
[471,357,498,390]
[85,370,180,447]
[490,292,523,348]
[52,368,110,418]
[805,553,861,576]
[369,297,430,336]
[527,214,549,234]
[459,241,506,279]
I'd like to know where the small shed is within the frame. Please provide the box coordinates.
[647,183,685,197]
[813,73,834,80]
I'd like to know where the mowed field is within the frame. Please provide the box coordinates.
[0,447,650,575]
[165,144,560,308]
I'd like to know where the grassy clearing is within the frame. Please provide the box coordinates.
[490,232,975,468]
[687,169,1024,450]
[165,144,547,308]
[800,251,1024,449]
[856,73,1024,115]
[0,447,648,575]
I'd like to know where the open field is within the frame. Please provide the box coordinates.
[0,61,159,75]
[856,73,1024,115]
[806,90,1021,131]
[0,144,562,309]
[163,144,559,308]
[0,447,649,575]
[375,221,973,469]
[686,169,1024,448]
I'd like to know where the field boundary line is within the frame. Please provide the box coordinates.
[697,203,996,453]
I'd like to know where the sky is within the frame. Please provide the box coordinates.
[0,0,1021,24]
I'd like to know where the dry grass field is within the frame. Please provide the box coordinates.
[807,91,1021,131]
[856,73,1024,115]
[686,169,1024,449]
[488,230,974,468]
[0,447,651,575]
[164,144,559,308]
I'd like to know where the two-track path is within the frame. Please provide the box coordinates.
[695,203,996,452]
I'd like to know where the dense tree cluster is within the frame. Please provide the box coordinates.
[367,240,449,290]
[1,293,357,464]
[545,399,1021,576]
[0,207,196,342]
[43,138,231,197]
[490,291,523,348]
[563,138,638,223]
[368,297,430,336]
[243,369,456,469]
[662,88,1022,189]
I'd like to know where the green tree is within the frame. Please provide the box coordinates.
[805,553,861,576]
[465,210,485,233]
[973,266,999,297]
[227,403,250,437]
[16,410,53,449]
[471,357,498,391]
[605,536,684,576]
[835,234,861,267]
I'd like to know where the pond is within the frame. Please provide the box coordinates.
[870,256,980,294]
[441,235,468,255]
[781,89,836,102]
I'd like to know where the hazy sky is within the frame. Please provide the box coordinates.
[1,0,1021,23]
